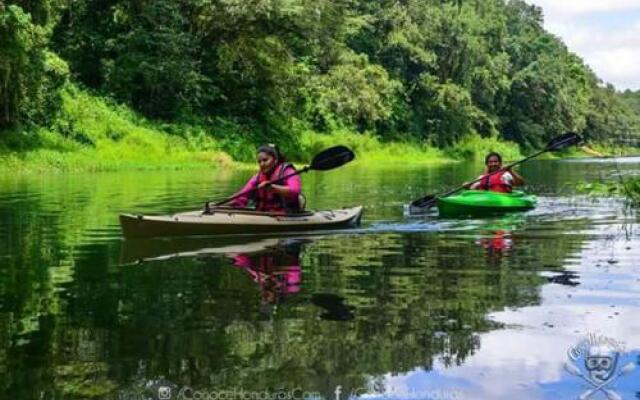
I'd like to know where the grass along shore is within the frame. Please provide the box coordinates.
[1,86,628,174]
[578,177,640,207]
[1,86,453,173]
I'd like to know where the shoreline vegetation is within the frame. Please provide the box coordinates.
[3,1,640,174]
[578,178,640,207]
[1,86,636,174]
[0,85,488,173]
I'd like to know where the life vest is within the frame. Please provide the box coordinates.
[480,170,511,193]
[233,252,302,296]
[257,254,301,295]
[253,162,301,212]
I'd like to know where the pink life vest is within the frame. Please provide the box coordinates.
[233,253,301,295]
[480,170,511,193]
[253,163,300,212]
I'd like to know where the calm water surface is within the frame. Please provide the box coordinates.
[1,158,639,400]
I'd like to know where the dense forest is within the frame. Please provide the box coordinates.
[2,0,640,161]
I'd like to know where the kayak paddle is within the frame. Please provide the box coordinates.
[206,145,355,211]
[410,132,583,210]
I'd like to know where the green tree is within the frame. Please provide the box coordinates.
[0,4,67,129]
[302,53,400,131]
[14,0,639,150]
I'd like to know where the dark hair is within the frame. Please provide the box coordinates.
[485,152,502,165]
[257,143,285,163]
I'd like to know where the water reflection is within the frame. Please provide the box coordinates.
[311,293,355,321]
[1,159,640,400]
[229,239,303,315]
[120,236,286,265]
[477,229,512,264]
[122,237,306,316]
[471,214,527,265]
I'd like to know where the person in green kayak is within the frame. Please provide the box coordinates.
[467,152,525,193]
[227,144,304,213]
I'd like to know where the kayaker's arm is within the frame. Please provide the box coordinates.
[467,175,484,190]
[226,176,259,207]
[508,168,525,186]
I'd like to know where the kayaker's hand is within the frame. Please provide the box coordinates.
[258,182,272,190]
[463,182,472,189]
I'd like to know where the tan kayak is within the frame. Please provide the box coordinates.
[119,206,364,238]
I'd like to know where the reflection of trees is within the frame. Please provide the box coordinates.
[0,169,595,399]
[0,191,71,398]
[1,225,589,399]
[101,232,583,398]
[0,173,210,399]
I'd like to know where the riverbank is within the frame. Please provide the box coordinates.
[560,144,640,159]
[1,86,625,174]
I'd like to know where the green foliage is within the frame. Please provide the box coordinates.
[302,53,401,131]
[587,143,640,157]
[577,177,640,207]
[505,47,590,149]
[0,85,228,172]
[576,182,621,197]
[103,1,210,119]
[298,129,449,164]
[446,134,522,161]
[5,0,61,26]
[415,79,484,146]
[0,4,68,128]
[603,88,640,147]
[4,0,640,163]
[622,177,640,206]
[620,89,640,115]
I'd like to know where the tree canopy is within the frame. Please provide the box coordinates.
[2,0,639,151]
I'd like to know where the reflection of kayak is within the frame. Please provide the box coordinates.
[119,206,363,238]
[437,190,536,217]
[120,237,283,265]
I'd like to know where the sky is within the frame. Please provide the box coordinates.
[526,0,640,91]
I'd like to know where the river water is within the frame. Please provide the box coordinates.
[1,157,639,400]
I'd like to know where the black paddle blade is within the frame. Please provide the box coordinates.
[410,194,437,208]
[545,132,583,151]
[311,293,355,321]
[310,145,355,171]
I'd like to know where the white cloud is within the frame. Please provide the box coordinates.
[531,0,640,16]
[527,1,640,90]
[590,48,640,89]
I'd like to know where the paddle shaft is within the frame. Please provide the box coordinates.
[212,165,310,207]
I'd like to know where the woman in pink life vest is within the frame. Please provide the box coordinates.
[468,152,525,193]
[228,144,303,213]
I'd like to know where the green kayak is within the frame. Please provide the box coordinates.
[437,190,536,217]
